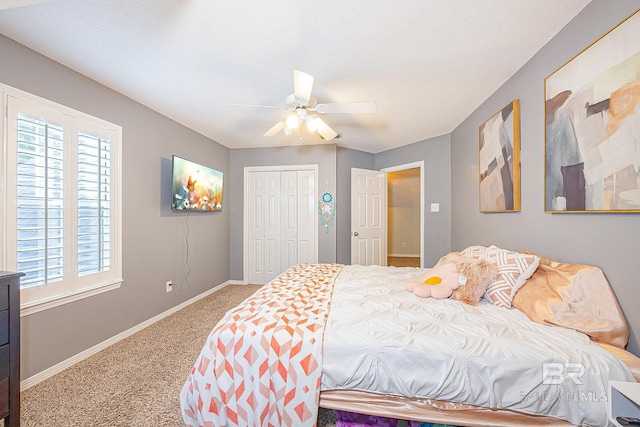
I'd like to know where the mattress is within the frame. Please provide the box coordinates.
[320,264,636,426]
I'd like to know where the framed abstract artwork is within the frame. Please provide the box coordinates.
[545,8,640,213]
[479,99,520,212]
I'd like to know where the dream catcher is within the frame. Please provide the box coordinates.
[319,191,336,233]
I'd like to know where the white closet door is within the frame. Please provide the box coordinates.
[296,170,316,264]
[280,171,298,272]
[247,172,265,284]
[245,167,317,284]
[263,172,281,283]
[247,171,281,284]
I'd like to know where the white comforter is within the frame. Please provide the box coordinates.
[321,264,636,426]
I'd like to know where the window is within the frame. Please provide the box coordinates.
[1,85,122,315]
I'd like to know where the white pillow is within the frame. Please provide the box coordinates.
[461,245,540,308]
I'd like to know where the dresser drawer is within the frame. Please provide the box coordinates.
[0,285,7,312]
[0,310,7,346]
[0,345,9,379]
[0,377,8,418]
[0,272,22,425]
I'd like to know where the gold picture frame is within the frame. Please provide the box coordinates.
[479,99,521,213]
[544,8,640,213]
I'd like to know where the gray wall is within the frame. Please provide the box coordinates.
[229,144,337,280]
[335,147,374,264]
[0,35,231,378]
[450,0,640,355]
[375,135,452,267]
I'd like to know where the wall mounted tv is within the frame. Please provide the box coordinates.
[171,155,223,211]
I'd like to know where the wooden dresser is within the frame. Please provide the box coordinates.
[0,272,22,427]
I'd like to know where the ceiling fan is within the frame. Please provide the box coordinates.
[231,70,376,141]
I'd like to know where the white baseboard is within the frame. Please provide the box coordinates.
[21,280,242,391]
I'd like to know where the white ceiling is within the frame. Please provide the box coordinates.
[0,0,591,153]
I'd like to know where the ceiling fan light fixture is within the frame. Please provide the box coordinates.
[286,114,300,129]
[237,70,375,140]
[305,115,320,132]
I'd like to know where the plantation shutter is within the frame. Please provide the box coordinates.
[77,131,111,276]
[3,90,122,313]
[15,113,65,288]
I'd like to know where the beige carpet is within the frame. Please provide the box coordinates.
[17,284,337,426]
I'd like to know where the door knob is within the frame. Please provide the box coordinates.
[353,232,359,236]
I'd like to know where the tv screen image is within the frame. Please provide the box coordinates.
[171,155,223,211]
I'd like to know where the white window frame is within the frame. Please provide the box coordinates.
[0,83,123,316]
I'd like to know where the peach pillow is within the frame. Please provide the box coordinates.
[461,245,540,308]
[512,253,629,349]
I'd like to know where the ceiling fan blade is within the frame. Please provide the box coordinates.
[315,102,377,114]
[315,117,338,141]
[263,120,286,137]
[227,103,281,109]
[293,70,314,105]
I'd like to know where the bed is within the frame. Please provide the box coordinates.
[180,247,640,427]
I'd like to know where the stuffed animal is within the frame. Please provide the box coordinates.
[405,252,498,305]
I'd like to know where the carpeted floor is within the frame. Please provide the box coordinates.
[15,284,338,427]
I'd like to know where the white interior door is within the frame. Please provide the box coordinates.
[351,168,387,266]
[245,166,317,284]
[295,170,316,264]
[247,172,265,284]
[247,171,281,284]
[263,172,281,282]
[280,171,298,270]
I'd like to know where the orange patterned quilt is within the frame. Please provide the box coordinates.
[180,263,343,427]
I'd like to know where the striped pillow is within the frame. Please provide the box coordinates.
[461,245,540,308]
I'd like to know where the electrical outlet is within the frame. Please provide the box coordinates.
[166,280,173,292]
[402,241,407,248]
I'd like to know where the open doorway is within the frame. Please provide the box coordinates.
[351,161,424,268]
[386,167,421,268]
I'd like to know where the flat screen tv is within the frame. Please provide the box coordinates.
[171,155,223,211]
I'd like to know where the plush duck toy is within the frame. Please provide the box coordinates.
[405,252,498,305]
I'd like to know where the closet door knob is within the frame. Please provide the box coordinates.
[353,232,359,236]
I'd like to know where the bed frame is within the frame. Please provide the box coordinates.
[319,389,572,426]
